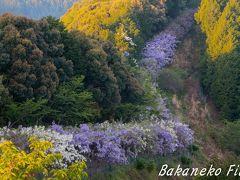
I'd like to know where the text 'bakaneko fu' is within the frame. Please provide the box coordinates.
[159,164,240,177]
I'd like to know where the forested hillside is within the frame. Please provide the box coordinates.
[196,0,240,120]
[61,0,197,55]
[0,14,148,124]
[0,0,78,19]
[0,0,240,179]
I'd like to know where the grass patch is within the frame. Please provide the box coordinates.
[158,67,188,95]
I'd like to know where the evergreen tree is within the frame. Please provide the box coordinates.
[1,98,52,126]
[0,13,73,101]
[45,18,145,119]
[51,76,100,125]
[209,52,240,120]
[0,75,8,107]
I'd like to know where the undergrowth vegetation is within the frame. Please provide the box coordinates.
[0,137,87,179]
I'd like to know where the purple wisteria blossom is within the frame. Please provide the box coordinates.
[175,122,194,148]
[0,117,194,165]
[142,34,177,74]
[58,118,193,164]
[152,129,177,155]
[141,9,196,76]
[72,126,128,164]
[51,122,65,134]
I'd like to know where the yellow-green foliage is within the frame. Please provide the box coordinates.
[195,0,240,58]
[0,137,87,180]
[61,0,132,38]
[195,0,221,35]
[61,0,166,54]
[61,0,140,54]
[114,18,140,53]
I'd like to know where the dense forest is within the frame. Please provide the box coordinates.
[0,0,239,179]
[195,0,240,120]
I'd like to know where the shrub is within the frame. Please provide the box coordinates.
[145,160,157,173]
[0,137,87,179]
[215,121,240,155]
[1,98,52,126]
[157,68,187,94]
[189,144,199,152]
[180,156,192,165]
[135,158,156,172]
[115,103,146,122]
[135,158,146,170]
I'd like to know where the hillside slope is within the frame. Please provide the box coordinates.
[0,0,78,19]
[89,11,240,180]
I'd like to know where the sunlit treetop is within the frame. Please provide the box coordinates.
[195,0,240,59]
[61,0,167,54]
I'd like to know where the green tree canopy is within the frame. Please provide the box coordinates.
[45,17,145,119]
[51,76,100,125]
[61,29,144,119]
[202,52,240,120]
[209,52,240,120]
[0,13,73,101]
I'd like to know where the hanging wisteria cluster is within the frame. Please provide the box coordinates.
[0,116,193,166]
[141,34,177,77]
[141,9,196,76]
